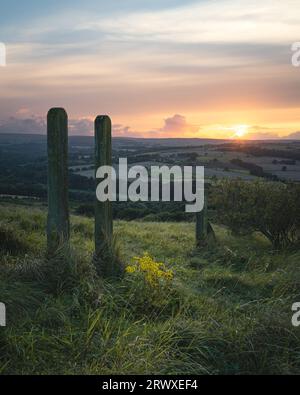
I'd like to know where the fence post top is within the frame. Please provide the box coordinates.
[95,115,112,125]
[47,108,68,119]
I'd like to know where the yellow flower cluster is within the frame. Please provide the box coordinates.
[126,253,173,287]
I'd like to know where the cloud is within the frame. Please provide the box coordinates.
[16,107,31,116]
[2,1,300,124]
[285,131,300,140]
[0,116,46,134]
[0,114,299,141]
[121,114,200,138]
[69,118,93,135]
[0,116,96,136]
[112,115,200,138]
[112,124,132,137]
[0,116,143,137]
[231,126,300,140]
[160,114,199,135]
[244,132,279,140]
[77,0,300,45]
[113,124,158,138]
[242,126,279,140]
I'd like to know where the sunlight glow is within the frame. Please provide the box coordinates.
[232,125,249,139]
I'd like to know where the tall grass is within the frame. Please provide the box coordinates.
[0,203,300,374]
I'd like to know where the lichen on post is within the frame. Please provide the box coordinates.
[47,108,70,253]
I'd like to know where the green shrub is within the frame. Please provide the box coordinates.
[213,180,300,249]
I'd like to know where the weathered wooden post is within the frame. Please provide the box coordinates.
[94,116,113,273]
[196,189,208,247]
[47,108,70,252]
[196,185,216,247]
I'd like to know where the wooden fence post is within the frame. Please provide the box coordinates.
[95,116,113,263]
[196,190,208,247]
[196,185,216,247]
[47,108,70,252]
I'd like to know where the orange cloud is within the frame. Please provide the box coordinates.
[160,114,199,135]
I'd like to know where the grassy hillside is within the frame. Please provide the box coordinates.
[1,203,300,374]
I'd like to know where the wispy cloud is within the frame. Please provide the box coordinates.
[76,0,300,45]
[1,0,300,137]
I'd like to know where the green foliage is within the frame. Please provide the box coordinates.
[213,179,300,249]
[1,203,300,374]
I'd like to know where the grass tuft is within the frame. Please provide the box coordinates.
[1,203,300,374]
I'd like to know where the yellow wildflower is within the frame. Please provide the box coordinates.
[125,265,136,274]
[126,253,173,288]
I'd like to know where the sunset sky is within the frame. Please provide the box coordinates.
[0,0,300,139]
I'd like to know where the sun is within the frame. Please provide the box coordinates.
[232,124,249,139]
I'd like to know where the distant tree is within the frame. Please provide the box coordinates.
[212,179,300,249]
